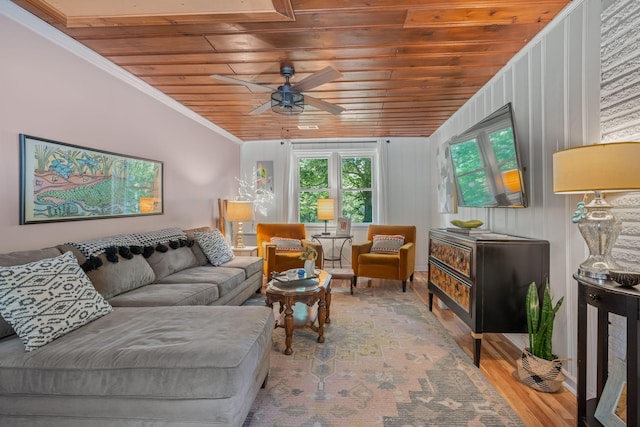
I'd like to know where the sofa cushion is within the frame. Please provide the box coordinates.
[220,256,263,279]
[155,266,245,296]
[145,246,198,280]
[194,229,234,266]
[0,247,64,339]
[0,306,274,399]
[0,251,112,351]
[58,244,157,299]
[58,245,156,299]
[371,234,405,254]
[108,283,220,306]
[184,226,212,266]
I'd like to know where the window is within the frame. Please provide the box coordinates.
[341,156,373,223]
[295,149,376,225]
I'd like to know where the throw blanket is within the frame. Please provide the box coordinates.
[67,227,188,258]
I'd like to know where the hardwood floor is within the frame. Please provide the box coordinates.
[347,272,578,427]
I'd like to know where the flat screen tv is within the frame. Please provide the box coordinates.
[449,103,527,208]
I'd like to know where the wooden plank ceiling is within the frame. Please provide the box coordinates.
[13,0,571,141]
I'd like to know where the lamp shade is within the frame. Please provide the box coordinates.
[501,169,522,193]
[553,142,640,193]
[226,200,253,222]
[317,198,335,221]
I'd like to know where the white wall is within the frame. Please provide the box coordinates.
[600,0,640,367]
[0,3,241,252]
[240,137,432,269]
[428,0,602,387]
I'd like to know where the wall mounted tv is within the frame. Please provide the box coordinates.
[449,103,527,208]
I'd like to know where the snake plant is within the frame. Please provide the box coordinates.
[526,280,563,361]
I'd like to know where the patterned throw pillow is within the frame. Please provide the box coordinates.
[270,237,304,252]
[371,234,405,254]
[194,229,235,266]
[0,251,113,352]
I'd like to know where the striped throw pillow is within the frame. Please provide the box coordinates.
[371,234,405,254]
[270,237,304,252]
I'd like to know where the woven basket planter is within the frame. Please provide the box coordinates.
[517,349,565,393]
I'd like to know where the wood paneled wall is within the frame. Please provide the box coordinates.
[428,0,601,387]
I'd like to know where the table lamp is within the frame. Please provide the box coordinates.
[226,200,253,248]
[553,142,640,280]
[317,198,334,235]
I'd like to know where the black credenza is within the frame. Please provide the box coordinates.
[427,229,550,366]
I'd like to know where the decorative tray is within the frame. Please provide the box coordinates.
[272,269,319,287]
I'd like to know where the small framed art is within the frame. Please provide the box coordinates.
[337,217,351,235]
[595,358,627,427]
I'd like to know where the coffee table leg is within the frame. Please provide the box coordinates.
[316,297,326,343]
[284,302,294,355]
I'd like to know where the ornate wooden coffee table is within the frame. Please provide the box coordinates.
[265,269,332,355]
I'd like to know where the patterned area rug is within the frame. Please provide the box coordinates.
[243,286,523,427]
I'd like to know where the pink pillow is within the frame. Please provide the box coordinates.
[270,237,303,252]
[371,234,405,254]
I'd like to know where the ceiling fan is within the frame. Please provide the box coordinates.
[210,65,345,116]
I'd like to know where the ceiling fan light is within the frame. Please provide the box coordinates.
[271,89,304,115]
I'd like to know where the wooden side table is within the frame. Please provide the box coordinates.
[232,245,258,256]
[265,270,332,355]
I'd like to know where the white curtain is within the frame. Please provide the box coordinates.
[377,139,389,224]
[280,140,296,223]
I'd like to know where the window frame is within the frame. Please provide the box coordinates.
[293,148,377,226]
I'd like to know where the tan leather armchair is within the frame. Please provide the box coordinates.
[351,224,416,292]
[256,223,324,280]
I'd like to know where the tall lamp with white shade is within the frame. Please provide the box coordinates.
[553,142,640,280]
[226,200,254,248]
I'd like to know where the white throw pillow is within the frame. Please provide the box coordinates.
[270,237,304,252]
[371,234,405,254]
[194,229,235,266]
[0,251,112,352]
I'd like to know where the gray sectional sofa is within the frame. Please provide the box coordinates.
[0,226,274,427]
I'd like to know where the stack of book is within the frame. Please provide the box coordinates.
[445,227,490,235]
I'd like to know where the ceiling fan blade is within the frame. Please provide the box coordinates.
[304,95,346,115]
[291,66,343,93]
[249,101,273,115]
[209,74,273,93]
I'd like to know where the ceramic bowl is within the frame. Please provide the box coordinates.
[609,270,640,288]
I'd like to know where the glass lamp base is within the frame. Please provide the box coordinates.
[576,198,621,281]
[578,261,618,281]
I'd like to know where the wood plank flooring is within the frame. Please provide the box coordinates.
[344,271,578,427]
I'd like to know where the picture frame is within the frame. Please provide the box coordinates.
[337,217,351,235]
[256,160,274,192]
[20,134,163,224]
[595,358,627,427]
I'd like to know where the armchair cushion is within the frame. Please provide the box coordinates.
[270,237,304,252]
[371,234,405,254]
[358,252,401,267]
